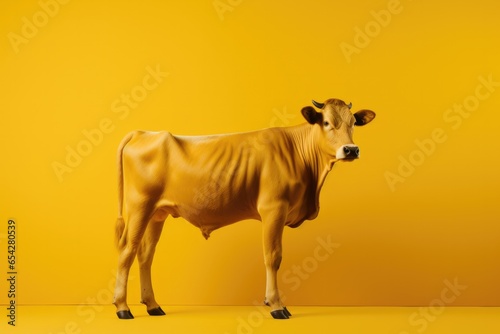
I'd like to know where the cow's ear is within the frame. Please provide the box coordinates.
[354,109,376,126]
[301,106,323,124]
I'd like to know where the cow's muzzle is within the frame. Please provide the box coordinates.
[336,145,360,160]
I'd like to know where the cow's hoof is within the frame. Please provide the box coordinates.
[270,309,290,319]
[116,310,134,319]
[147,307,166,316]
[283,307,292,317]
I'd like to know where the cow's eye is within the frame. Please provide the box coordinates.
[323,121,329,127]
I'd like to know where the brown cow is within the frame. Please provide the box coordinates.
[113,98,376,319]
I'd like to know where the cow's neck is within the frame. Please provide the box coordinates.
[287,123,336,193]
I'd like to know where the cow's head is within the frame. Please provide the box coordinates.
[301,98,376,160]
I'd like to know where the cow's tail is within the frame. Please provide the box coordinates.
[115,132,134,250]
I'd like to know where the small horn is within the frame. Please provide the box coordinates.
[312,100,324,109]
[348,102,352,109]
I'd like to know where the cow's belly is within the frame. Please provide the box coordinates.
[160,197,259,239]
[158,170,260,238]
[158,180,316,238]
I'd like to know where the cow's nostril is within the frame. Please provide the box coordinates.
[343,146,351,155]
[355,147,360,156]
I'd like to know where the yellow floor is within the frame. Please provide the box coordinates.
[1,305,499,334]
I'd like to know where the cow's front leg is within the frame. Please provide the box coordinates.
[260,205,292,319]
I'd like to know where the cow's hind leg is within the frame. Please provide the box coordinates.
[260,205,292,319]
[114,206,153,319]
[137,217,166,316]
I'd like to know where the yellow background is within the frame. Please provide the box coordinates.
[1,0,499,309]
